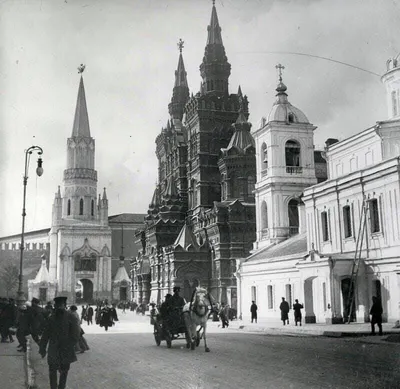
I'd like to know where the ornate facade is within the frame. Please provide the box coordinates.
[132,3,256,308]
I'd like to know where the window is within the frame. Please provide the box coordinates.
[288,199,299,235]
[262,143,268,169]
[343,205,352,238]
[251,286,257,302]
[79,199,84,215]
[288,113,294,123]
[91,200,94,216]
[67,199,71,216]
[267,285,274,309]
[321,211,329,241]
[285,140,300,167]
[285,284,292,307]
[370,199,380,233]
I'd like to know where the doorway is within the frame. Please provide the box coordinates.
[341,278,356,322]
[80,279,94,303]
[304,277,316,323]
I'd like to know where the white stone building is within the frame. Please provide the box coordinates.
[46,73,113,303]
[237,59,400,325]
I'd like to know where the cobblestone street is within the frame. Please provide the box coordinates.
[28,310,400,389]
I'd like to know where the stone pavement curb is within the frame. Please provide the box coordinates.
[26,337,37,389]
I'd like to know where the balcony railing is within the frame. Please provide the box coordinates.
[286,166,303,174]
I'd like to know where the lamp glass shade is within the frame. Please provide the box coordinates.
[36,166,44,176]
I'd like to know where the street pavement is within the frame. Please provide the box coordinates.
[0,339,26,389]
[27,309,400,389]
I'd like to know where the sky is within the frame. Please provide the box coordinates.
[0,0,399,237]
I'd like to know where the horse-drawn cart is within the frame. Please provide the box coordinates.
[151,309,192,348]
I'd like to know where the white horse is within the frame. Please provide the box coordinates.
[182,287,213,352]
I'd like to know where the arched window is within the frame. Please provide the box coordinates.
[285,140,300,167]
[288,113,294,123]
[67,199,71,216]
[261,143,268,169]
[288,199,299,235]
[392,90,398,117]
[247,176,255,196]
[261,201,268,229]
[79,199,84,215]
[91,200,94,216]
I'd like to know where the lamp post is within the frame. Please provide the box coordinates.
[16,146,44,307]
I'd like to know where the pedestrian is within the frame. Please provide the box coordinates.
[0,298,16,343]
[80,305,87,324]
[110,303,119,324]
[99,304,112,331]
[16,303,32,352]
[250,301,258,323]
[279,297,290,325]
[122,302,126,314]
[293,299,303,326]
[219,303,229,328]
[39,296,81,389]
[86,304,94,325]
[370,296,383,336]
[30,297,45,344]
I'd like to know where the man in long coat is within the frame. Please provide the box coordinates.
[39,296,80,389]
[279,297,290,325]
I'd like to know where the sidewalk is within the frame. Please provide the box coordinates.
[208,318,400,344]
[0,339,26,388]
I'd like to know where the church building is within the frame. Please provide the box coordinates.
[238,57,400,325]
[132,2,256,309]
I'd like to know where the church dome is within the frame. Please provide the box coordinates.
[266,66,310,125]
[267,100,310,124]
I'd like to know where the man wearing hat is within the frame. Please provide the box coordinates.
[39,296,81,389]
[171,286,185,309]
[30,297,45,344]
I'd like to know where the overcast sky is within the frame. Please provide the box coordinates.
[0,0,399,237]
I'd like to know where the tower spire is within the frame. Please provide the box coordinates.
[200,2,231,95]
[169,39,190,120]
[72,65,90,138]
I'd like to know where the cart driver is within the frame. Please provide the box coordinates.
[170,286,186,309]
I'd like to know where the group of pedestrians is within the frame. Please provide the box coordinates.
[94,300,119,331]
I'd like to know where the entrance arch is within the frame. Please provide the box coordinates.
[341,278,356,322]
[80,279,94,303]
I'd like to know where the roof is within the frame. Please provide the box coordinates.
[224,111,255,153]
[245,233,308,263]
[207,4,223,45]
[72,76,91,138]
[108,214,146,224]
[32,258,50,283]
[174,224,199,251]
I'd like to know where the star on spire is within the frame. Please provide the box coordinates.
[177,39,184,53]
[77,64,86,74]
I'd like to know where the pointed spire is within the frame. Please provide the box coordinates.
[102,187,107,200]
[174,39,188,88]
[33,255,50,283]
[200,1,231,95]
[169,39,190,120]
[238,85,243,97]
[226,109,255,152]
[149,186,161,208]
[55,186,61,199]
[207,1,223,45]
[72,75,91,138]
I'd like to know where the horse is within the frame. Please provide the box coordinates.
[182,287,213,352]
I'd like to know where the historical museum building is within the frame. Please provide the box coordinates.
[131,3,257,308]
[238,56,400,324]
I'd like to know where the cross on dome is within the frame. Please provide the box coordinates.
[275,63,285,82]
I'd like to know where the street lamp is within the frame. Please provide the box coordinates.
[16,146,44,307]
